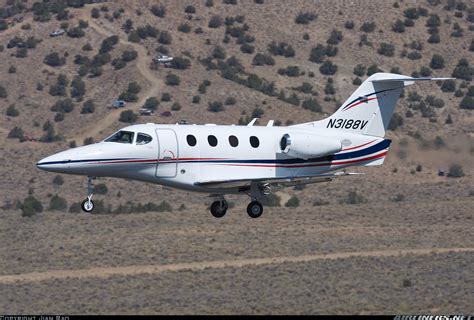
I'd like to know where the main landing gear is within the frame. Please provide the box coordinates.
[247,201,263,218]
[81,177,95,213]
[209,198,263,218]
[210,197,228,218]
[209,183,265,218]
[246,182,264,218]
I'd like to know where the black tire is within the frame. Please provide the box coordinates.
[81,199,95,213]
[247,201,263,218]
[210,201,227,218]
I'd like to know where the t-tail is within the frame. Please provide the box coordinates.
[298,73,454,138]
[293,72,453,167]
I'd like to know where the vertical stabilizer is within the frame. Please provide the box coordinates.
[296,73,454,138]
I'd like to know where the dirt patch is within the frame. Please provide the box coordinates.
[1,247,473,284]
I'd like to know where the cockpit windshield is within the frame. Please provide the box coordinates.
[105,131,135,144]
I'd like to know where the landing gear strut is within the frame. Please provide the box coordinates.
[210,197,228,218]
[81,177,95,213]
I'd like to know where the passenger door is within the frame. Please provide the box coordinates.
[155,129,178,178]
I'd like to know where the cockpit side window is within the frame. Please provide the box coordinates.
[136,133,152,145]
[105,131,135,144]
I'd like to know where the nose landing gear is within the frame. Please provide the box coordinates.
[81,177,95,213]
[81,197,94,213]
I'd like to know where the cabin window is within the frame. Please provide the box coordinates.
[208,135,218,147]
[186,135,197,147]
[105,131,134,144]
[136,133,152,145]
[250,136,260,148]
[229,135,239,147]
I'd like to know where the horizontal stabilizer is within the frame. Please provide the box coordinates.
[370,77,455,83]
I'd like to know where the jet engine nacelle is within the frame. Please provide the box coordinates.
[280,133,342,159]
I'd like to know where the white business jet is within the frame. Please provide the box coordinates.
[37,73,451,218]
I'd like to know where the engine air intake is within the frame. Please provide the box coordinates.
[280,132,342,159]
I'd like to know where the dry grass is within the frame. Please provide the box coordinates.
[1,195,474,313]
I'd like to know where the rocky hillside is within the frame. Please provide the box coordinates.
[0,0,472,214]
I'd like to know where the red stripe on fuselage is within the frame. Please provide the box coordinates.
[87,152,388,167]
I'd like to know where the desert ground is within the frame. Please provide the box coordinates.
[1,180,474,314]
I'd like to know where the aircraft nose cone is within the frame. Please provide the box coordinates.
[36,158,46,169]
[36,144,106,175]
[36,156,50,170]
[36,154,70,172]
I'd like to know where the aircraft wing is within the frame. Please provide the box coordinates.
[194,171,363,190]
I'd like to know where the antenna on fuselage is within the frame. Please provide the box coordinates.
[266,120,274,127]
[247,118,258,126]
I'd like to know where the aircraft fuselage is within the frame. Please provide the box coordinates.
[37,123,389,194]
